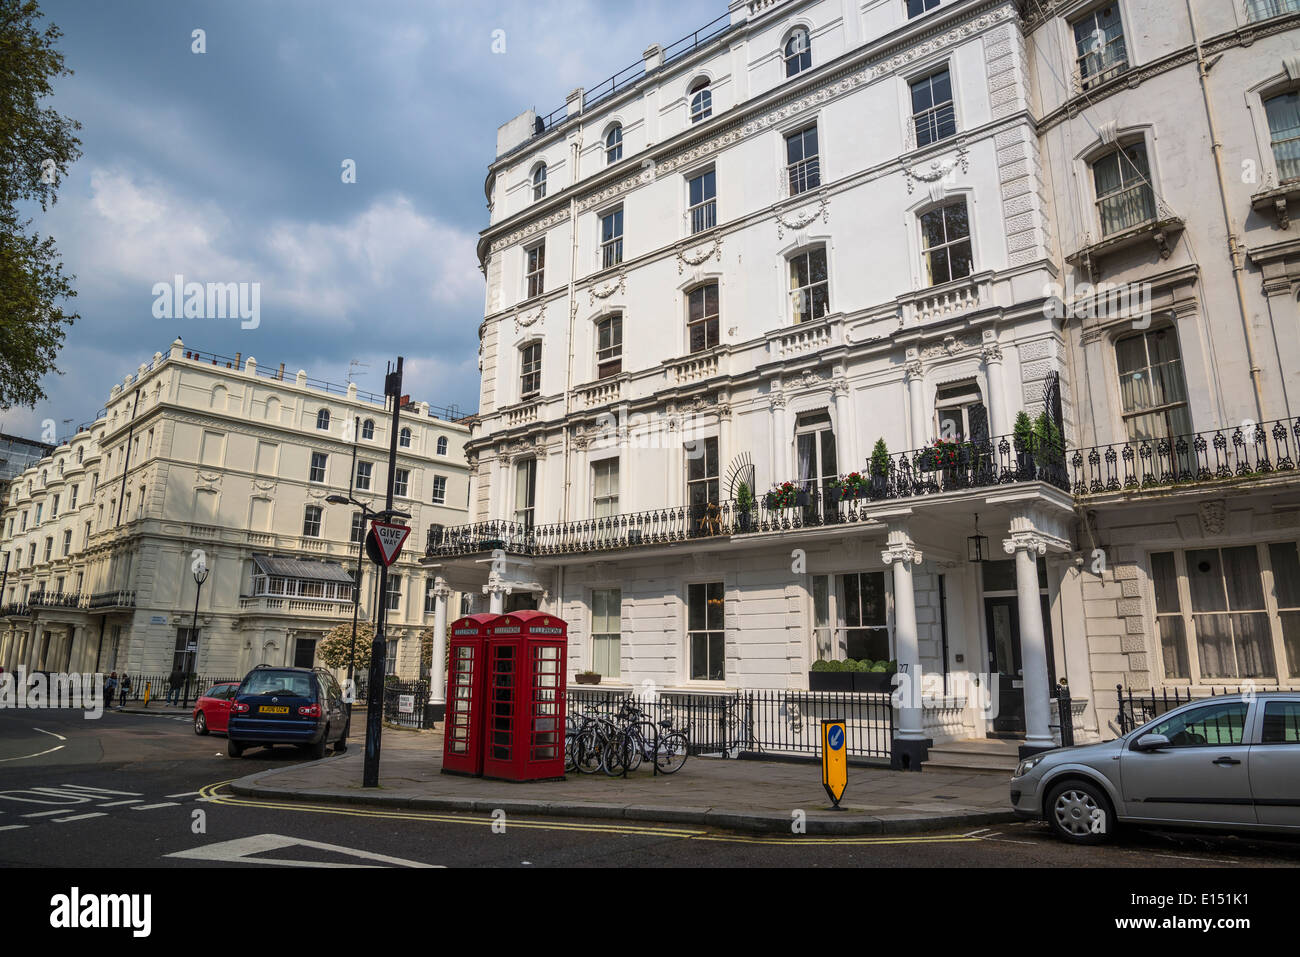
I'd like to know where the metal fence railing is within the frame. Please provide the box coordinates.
[565,687,894,760]
[1114,682,1300,735]
[110,674,244,708]
[382,679,430,729]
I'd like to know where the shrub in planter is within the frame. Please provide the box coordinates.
[1013,411,1035,474]
[736,481,755,531]
[833,471,870,500]
[574,671,601,685]
[808,658,854,691]
[918,438,966,472]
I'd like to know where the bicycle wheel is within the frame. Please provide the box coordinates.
[656,731,689,774]
[576,729,604,774]
[564,731,578,772]
[603,730,642,776]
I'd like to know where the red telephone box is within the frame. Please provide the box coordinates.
[481,611,568,782]
[441,613,498,777]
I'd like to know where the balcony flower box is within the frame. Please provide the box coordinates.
[810,659,898,692]
[765,481,809,509]
[574,672,601,685]
[830,472,870,501]
[917,439,967,473]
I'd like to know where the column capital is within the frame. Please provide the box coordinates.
[483,578,512,597]
[881,542,923,565]
[904,357,923,380]
[981,343,1003,364]
[1003,532,1049,556]
[432,576,452,601]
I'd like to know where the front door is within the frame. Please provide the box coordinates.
[984,597,1024,734]
[294,637,317,669]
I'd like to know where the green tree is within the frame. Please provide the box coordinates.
[0,0,82,410]
[317,621,377,673]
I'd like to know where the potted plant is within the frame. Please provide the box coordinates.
[574,671,602,685]
[764,481,808,509]
[869,438,891,497]
[1032,411,1064,472]
[808,658,854,692]
[835,472,870,500]
[1013,411,1035,477]
[736,481,755,532]
[852,659,899,693]
[918,437,964,472]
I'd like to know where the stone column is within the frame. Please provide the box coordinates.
[905,352,927,451]
[427,577,451,720]
[982,339,1008,437]
[484,577,510,615]
[882,526,928,770]
[1005,532,1055,754]
[832,376,855,469]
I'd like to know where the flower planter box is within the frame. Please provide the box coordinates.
[808,671,855,692]
[574,673,601,685]
[854,671,897,693]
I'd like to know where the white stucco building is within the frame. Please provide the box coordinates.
[430,0,1300,764]
[0,338,471,688]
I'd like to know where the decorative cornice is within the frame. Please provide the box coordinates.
[489,207,570,255]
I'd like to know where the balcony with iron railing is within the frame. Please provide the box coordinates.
[426,433,1070,559]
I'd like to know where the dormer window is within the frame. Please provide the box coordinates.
[690,79,712,123]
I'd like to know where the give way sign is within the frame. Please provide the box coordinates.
[368,521,410,567]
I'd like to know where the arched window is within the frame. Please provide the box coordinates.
[316,409,331,431]
[606,125,623,164]
[77,447,84,464]
[57,461,64,476]
[436,436,448,456]
[399,427,412,448]
[40,470,47,486]
[532,163,547,201]
[362,419,375,440]
[784,28,811,77]
[689,79,712,123]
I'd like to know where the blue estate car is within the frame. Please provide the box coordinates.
[226,665,350,759]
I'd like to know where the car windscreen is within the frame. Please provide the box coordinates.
[239,671,314,698]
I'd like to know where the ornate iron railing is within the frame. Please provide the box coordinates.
[1070,417,1299,495]
[426,432,1067,558]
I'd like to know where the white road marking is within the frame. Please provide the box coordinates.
[165,791,201,799]
[22,809,74,818]
[130,803,181,810]
[96,799,142,807]
[33,728,66,741]
[0,825,29,832]
[51,813,107,823]
[52,785,142,796]
[165,833,440,868]
[0,744,64,764]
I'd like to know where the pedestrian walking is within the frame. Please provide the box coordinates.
[166,669,184,706]
[105,672,118,708]
[118,673,132,708]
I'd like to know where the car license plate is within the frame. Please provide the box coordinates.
[259,706,289,714]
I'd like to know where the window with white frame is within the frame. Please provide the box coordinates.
[431,475,447,504]
[1115,327,1191,443]
[687,168,716,234]
[789,246,829,324]
[514,459,537,529]
[425,578,439,614]
[910,68,956,148]
[1150,543,1300,682]
[69,485,77,508]
[362,419,375,440]
[785,124,820,196]
[303,505,323,538]
[591,587,621,678]
[520,342,542,398]
[784,28,811,77]
[812,572,890,661]
[906,0,941,17]
[1092,142,1156,236]
[532,163,547,201]
[351,511,366,544]
[310,451,327,483]
[796,411,837,498]
[688,581,725,680]
[920,199,973,286]
[62,529,71,556]
[592,458,619,517]
[436,436,448,456]
[1264,90,1300,184]
[394,468,409,497]
[687,283,720,353]
[355,461,373,491]
[316,409,330,431]
[600,206,623,269]
[596,314,622,378]
[385,574,402,612]
[934,381,988,444]
[605,124,623,164]
[399,427,412,448]
[686,436,719,510]
[525,240,545,298]
[1072,3,1128,90]
[689,79,711,123]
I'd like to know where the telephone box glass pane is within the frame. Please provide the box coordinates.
[491,646,515,760]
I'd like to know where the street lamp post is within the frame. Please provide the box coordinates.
[185,563,209,708]
[327,492,374,694]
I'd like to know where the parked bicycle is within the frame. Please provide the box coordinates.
[565,705,619,774]
[602,701,690,775]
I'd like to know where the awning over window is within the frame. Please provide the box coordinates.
[251,554,354,584]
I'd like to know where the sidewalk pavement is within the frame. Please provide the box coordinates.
[229,719,1019,836]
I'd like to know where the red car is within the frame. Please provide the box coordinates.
[193,682,241,736]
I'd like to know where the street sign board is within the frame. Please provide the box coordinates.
[368,522,410,567]
[821,719,847,808]
[398,694,415,715]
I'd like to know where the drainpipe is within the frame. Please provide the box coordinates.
[562,128,582,526]
[1184,0,1265,424]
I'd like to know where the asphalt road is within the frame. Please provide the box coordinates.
[2,707,1299,870]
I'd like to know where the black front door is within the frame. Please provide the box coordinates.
[294,638,317,669]
[984,597,1024,734]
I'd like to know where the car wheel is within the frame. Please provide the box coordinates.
[194,712,208,736]
[308,727,328,760]
[1045,779,1115,845]
[227,738,245,758]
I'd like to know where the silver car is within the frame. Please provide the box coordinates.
[1010,692,1300,844]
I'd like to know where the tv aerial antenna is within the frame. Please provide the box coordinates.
[347,359,370,384]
